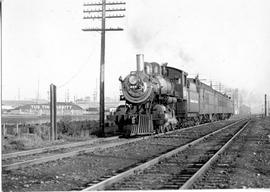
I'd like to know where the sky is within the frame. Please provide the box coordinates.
[2,0,270,113]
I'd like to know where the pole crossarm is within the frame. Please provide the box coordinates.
[82,28,123,31]
[83,2,126,6]
[83,8,125,13]
[83,15,125,19]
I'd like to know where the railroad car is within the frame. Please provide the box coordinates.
[110,54,233,137]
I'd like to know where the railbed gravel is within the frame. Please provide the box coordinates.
[106,120,246,190]
[192,117,270,189]
[2,120,237,191]
[2,137,124,165]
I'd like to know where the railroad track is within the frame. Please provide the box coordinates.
[2,137,119,159]
[80,119,249,190]
[3,119,244,191]
[191,119,258,189]
[2,120,235,171]
[2,136,140,171]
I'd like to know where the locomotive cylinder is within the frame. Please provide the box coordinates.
[136,54,144,72]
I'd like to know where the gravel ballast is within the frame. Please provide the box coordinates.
[193,117,270,189]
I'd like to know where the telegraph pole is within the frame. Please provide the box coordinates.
[83,0,125,136]
[268,99,270,116]
[265,94,267,117]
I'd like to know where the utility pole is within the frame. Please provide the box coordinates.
[268,99,270,116]
[232,88,235,115]
[264,94,267,117]
[83,0,125,136]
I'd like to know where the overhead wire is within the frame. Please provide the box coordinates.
[57,47,96,89]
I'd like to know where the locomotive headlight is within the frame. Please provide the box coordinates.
[129,75,139,85]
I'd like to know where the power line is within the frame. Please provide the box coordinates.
[57,52,94,89]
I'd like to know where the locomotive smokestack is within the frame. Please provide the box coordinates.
[136,54,144,72]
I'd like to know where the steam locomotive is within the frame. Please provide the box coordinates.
[111,54,234,137]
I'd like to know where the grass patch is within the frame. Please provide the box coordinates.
[9,134,44,150]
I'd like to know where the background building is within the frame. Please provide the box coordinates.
[10,102,84,116]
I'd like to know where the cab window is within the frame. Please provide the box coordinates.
[178,77,182,85]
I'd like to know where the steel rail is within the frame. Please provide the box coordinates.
[81,119,245,191]
[2,119,238,171]
[2,136,119,159]
[179,119,250,189]
[3,120,218,160]
[2,136,151,171]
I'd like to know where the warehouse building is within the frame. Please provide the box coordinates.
[10,102,84,115]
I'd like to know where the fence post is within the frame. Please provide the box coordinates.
[50,84,57,141]
[3,123,6,136]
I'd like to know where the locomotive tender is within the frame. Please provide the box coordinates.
[112,54,233,136]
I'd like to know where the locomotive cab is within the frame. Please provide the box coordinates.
[165,66,188,100]
[165,66,188,118]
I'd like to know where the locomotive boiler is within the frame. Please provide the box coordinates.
[112,54,233,137]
